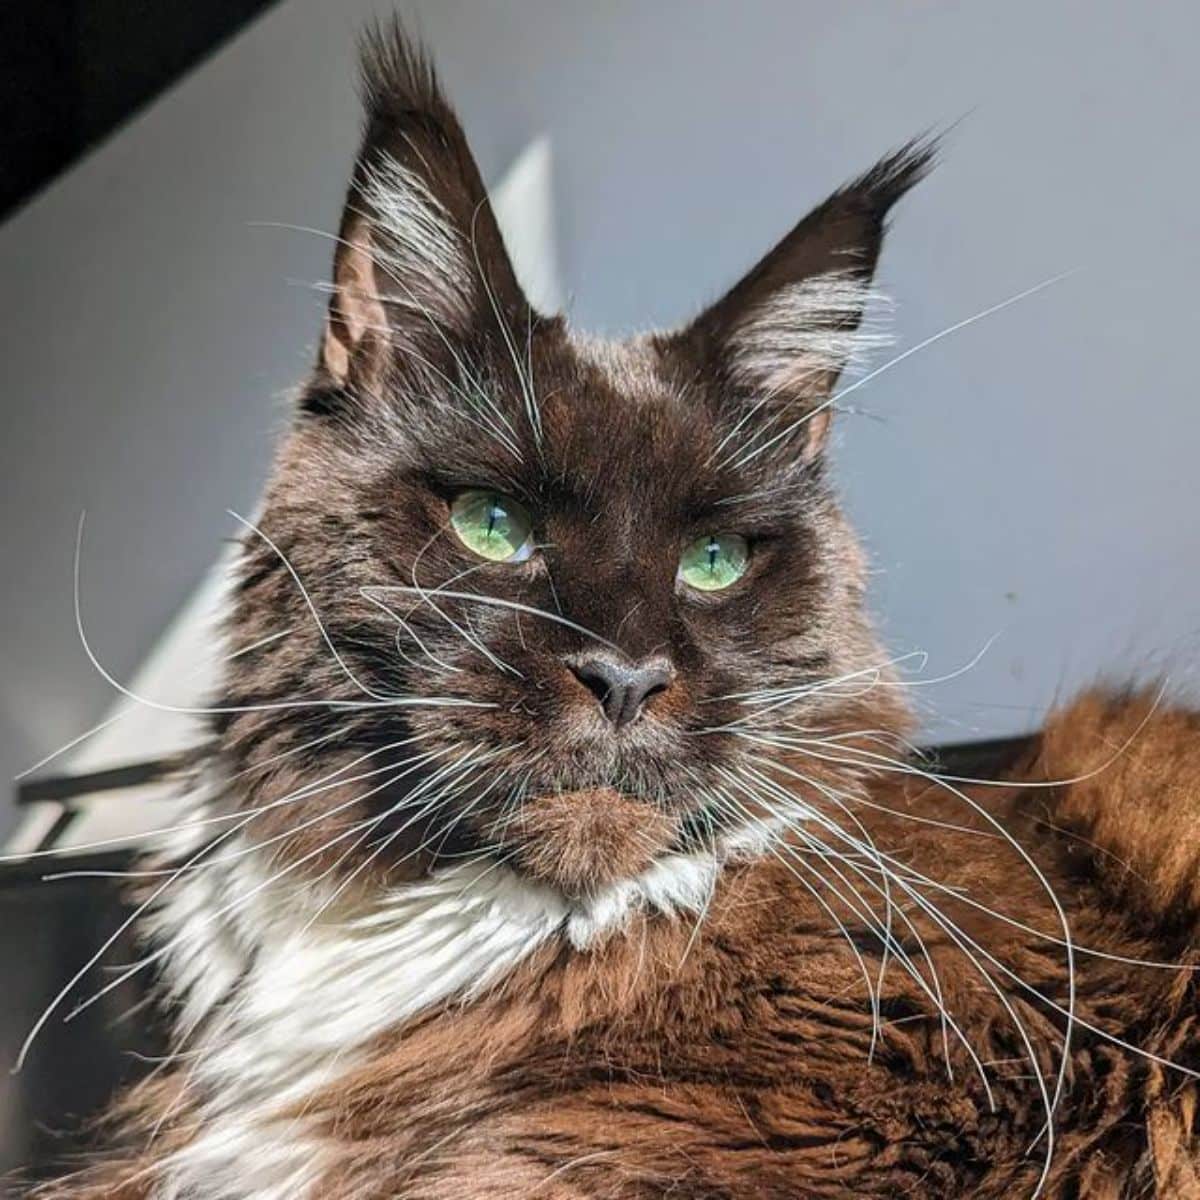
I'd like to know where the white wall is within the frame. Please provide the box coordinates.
[3,0,1199,835]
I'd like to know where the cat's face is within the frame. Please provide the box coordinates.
[217,34,925,898]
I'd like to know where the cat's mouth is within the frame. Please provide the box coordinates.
[492,787,681,897]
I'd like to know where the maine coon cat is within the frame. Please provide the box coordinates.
[29,24,1200,1200]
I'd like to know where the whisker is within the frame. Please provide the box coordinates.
[300,750,515,931]
[363,584,621,653]
[3,733,436,866]
[44,744,450,884]
[403,525,521,678]
[715,777,1001,1109]
[227,509,396,701]
[729,271,1074,470]
[13,626,295,783]
[734,762,970,1085]
[739,731,1082,1141]
[708,780,884,1056]
[741,744,1200,979]
[71,514,487,720]
[62,753,455,1025]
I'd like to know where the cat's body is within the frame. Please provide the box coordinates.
[28,25,1199,1200]
[32,693,1200,1199]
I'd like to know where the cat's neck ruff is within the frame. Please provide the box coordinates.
[142,783,784,1200]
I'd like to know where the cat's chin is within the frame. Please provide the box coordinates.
[501,788,679,898]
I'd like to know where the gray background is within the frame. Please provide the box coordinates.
[2,0,1198,836]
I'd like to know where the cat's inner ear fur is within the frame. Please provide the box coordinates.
[668,141,935,462]
[319,23,532,391]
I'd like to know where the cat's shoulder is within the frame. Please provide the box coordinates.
[1020,687,1200,924]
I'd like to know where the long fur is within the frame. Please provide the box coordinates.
[23,23,1198,1200]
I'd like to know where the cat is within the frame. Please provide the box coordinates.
[28,22,1200,1200]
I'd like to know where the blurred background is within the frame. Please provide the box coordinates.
[2,0,1199,846]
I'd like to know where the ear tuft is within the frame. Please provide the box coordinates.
[700,135,937,343]
[317,20,529,391]
[835,137,938,229]
[358,19,448,138]
[662,136,936,463]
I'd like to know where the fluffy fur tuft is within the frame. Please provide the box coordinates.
[1036,688,1200,924]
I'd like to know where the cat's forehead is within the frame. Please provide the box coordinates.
[534,331,717,503]
[569,333,675,401]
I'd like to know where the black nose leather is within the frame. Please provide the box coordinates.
[570,656,674,728]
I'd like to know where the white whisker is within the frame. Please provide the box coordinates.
[730,271,1074,471]
[363,584,621,653]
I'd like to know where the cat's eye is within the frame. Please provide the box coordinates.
[678,534,750,592]
[449,490,534,563]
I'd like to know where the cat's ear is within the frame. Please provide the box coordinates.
[665,142,935,462]
[319,23,532,390]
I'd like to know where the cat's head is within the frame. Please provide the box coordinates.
[216,26,928,900]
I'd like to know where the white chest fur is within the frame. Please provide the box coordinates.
[140,812,775,1200]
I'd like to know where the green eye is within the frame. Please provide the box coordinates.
[678,534,750,592]
[449,490,534,562]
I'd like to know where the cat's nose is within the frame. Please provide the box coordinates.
[569,655,675,728]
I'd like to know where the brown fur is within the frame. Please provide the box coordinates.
[274,694,1200,1198]
[506,789,679,895]
[25,24,1198,1200]
[30,692,1200,1198]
